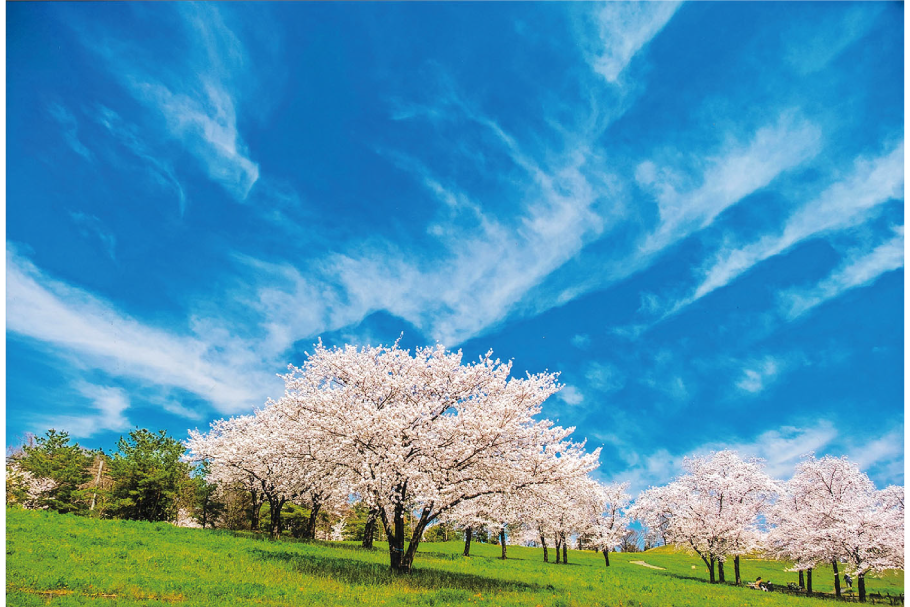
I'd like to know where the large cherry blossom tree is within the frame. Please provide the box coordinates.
[272,341,600,572]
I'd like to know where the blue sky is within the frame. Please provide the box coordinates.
[6,2,904,492]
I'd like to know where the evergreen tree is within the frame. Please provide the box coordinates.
[108,429,189,522]
[16,429,96,514]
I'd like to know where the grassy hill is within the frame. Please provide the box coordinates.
[6,508,904,606]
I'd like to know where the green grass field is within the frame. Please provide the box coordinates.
[6,508,904,606]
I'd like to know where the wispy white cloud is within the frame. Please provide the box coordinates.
[732,353,806,395]
[585,2,681,84]
[160,399,204,421]
[556,385,584,406]
[313,97,618,346]
[47,103,93,162]
[615,448,683,495]
[75,5,260,201]
[779,227,904,319]
[585,361,625,394]
[69,212,116,261]
[638,111,823,256]
[726,423,902,486]
[847,429,903,472]
[132,79,259,200]
[7,248,277,414]
[663,142,903,319]
[571,333,591,349]
[785,4,882,75]
[41,382,131,438]
[736,358,779,394]
[94,106,187,215]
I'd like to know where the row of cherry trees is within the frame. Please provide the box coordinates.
[187,340,902,592]
[632,451,904,602]
[188,341,611,572]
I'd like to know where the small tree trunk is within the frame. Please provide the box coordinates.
[463,527,472,557]
[362,510,377,549]
[832,559,842,598]
[603,549,610,567]
[806,568,813,595]
[718,560,725,583]
[701,556,716,583]
[200,495,207,529]
[268,497,285,539]
[305,502,322,540]
[500,528,507,560]
[555,535,562,564]
[562,533,568,564]
[857,572,866,603]
[250,490,262,531]
[734,556,741,585]
[540,533,548,563]
[798,570,805,589]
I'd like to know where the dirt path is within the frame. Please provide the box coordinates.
[631,560,666,570]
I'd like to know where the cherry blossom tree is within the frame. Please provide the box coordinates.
[770,455,904,602]
[439,496,499,558]
[6,462,57,509]
[516,476,598,565]
[187,407,347,540]
[631,450,776,584]
[519,484,564,563]
[584,481,632,567]
[274,341,600,572]
[683,451,777,584]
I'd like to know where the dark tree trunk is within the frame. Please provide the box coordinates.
[857,572,866,603]
[381,496,433,573]
[701,556,716,583]
[399,507,432,572]
[250,490,262,531]
[798,570,805,589]
[562,533,568,564]
[201,495,209,529]
[832,559,842,598]
[734,556,741,585]
[807,568,813,595]
[603,549,610,567]
[463,527,472,557]
[555,535,562,564]
[304,501,322,540]
[385,502,407,571]
[362,510,377,549]
[267,497,286,539]
[540,533,548,563]
[718,560,725,583]
[499,528,507,559]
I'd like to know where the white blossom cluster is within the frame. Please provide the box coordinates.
[6,462,58,509]
[766,455,903,590]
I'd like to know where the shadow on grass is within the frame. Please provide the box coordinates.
[252,548,545,593]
